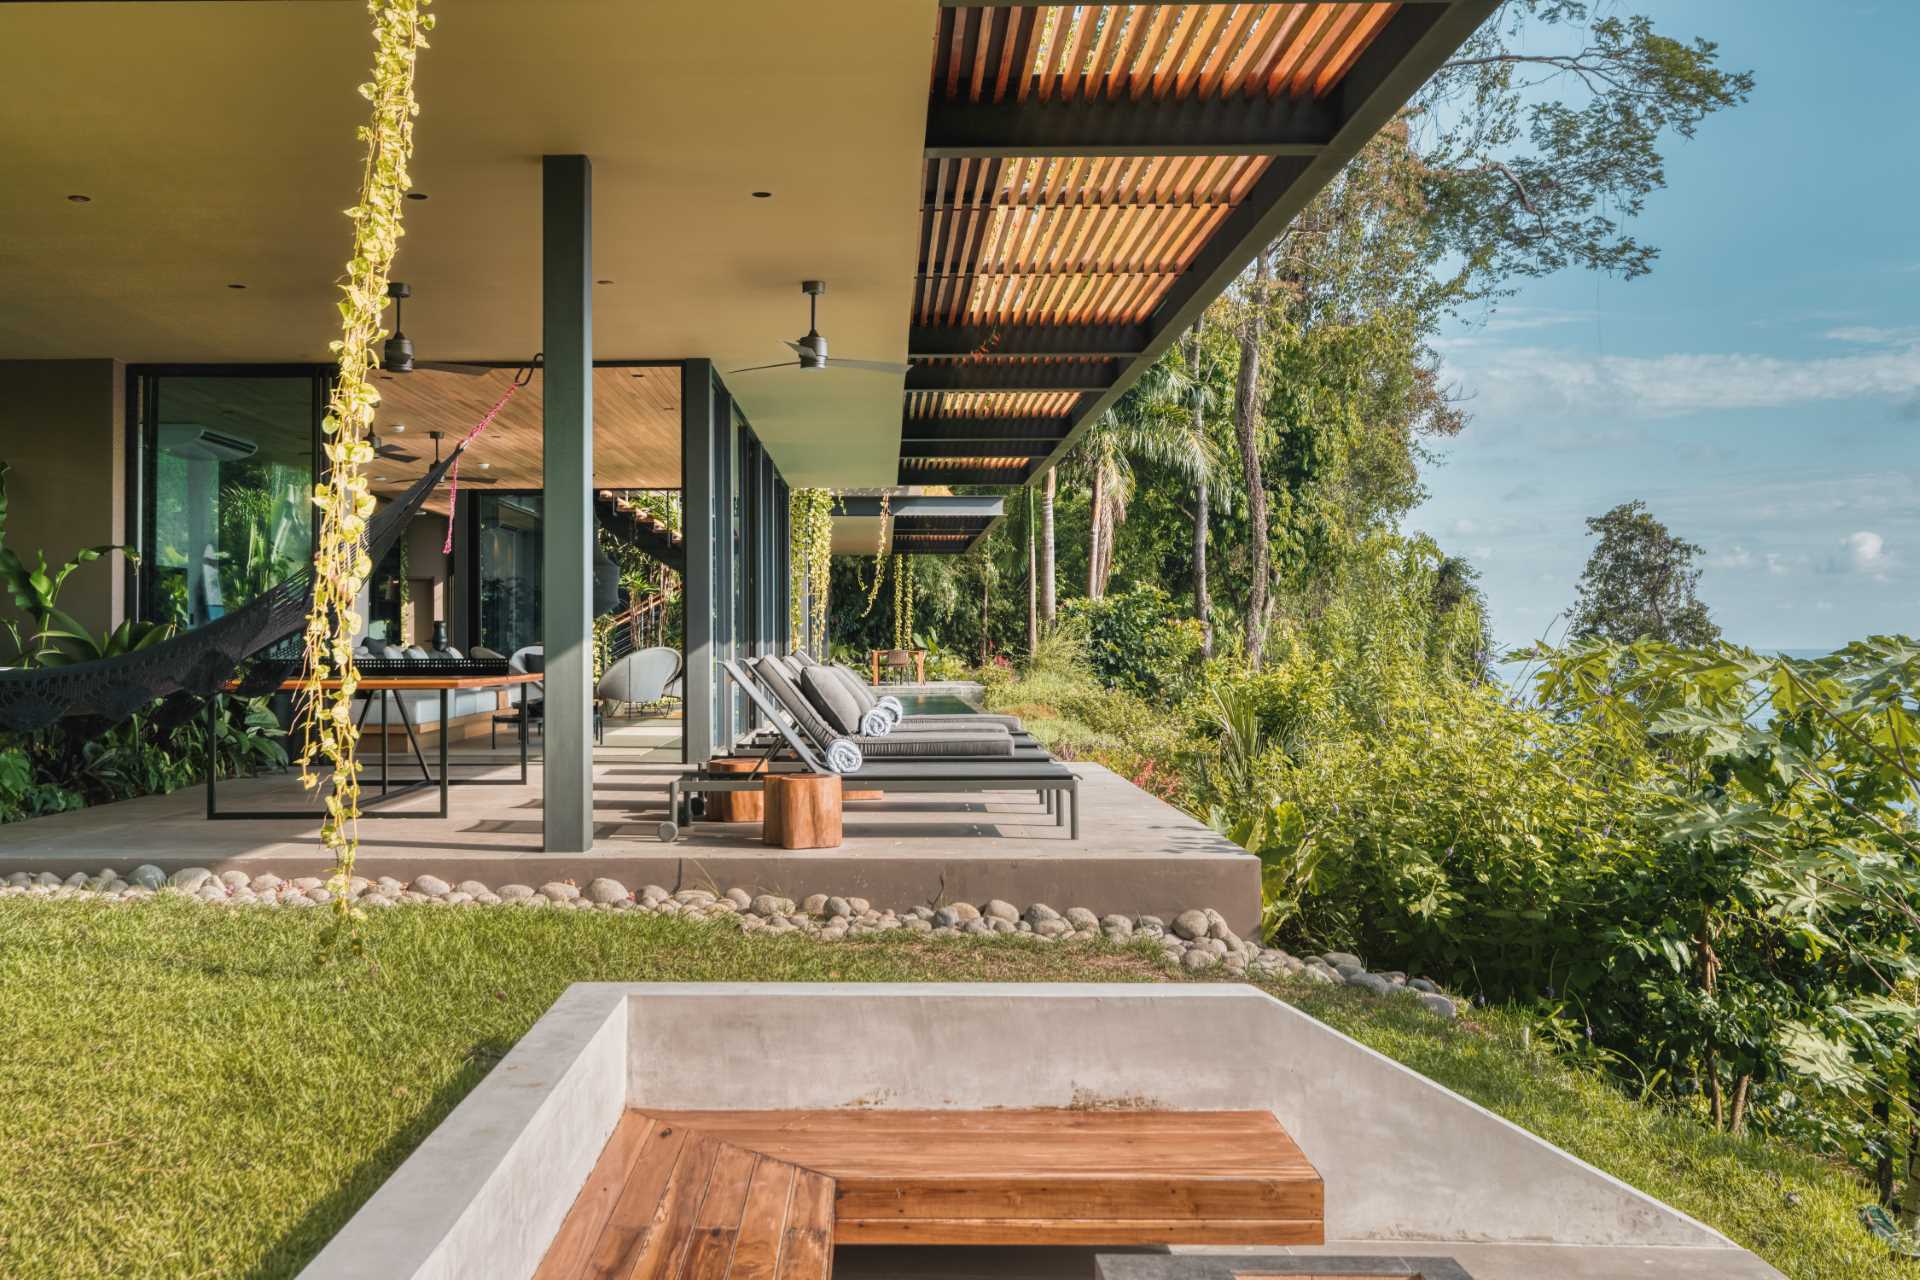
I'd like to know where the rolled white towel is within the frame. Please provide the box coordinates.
[878,695,903,715]
[824,738,864,774]
[860,708,894,737]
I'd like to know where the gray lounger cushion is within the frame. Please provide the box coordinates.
[854,731,1013,758]
[828,663,880,715]
[802,665,865,736]
[753,659,1012,758]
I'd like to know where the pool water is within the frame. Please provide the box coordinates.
[889,692,979,716]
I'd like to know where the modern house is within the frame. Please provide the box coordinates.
[0,0,1494,899]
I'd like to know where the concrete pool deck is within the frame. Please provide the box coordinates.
[0,750,1262,931]
[298,984,1780,1280]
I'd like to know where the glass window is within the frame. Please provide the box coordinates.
[145,375,315,627]
[476,492,542,655]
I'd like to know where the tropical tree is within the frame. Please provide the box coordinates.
[1417,1,1754,285]
[1071,412,1132,603]
[1039,466,1056,628]
[1230,251,1273,668]
[1569,500,1721,647]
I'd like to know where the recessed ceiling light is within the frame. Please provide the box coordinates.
[227,283,247,290]
[479,462,491,470]
[631,372,646,378]
[405,192,427,201]
[596,278,613,285]
[66,194,91,204]
[375,475,392,482]
[392,423,406,432]
[751,191,772,199]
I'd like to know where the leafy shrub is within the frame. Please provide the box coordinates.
[1058,584,1204,702]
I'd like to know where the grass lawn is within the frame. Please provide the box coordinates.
[0,899,1891,1279]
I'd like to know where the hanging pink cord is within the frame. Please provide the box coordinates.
[441,382,519,554]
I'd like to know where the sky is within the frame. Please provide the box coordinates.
[1407,0,1920,652]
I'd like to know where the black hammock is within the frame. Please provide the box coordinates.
[0,446,465,734]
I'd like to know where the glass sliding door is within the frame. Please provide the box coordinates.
[474,492,542,656]
[139,370,321,627]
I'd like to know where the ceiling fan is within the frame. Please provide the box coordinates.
[428,431,497,483]
[729,280,910,376]
[369,430,418,463]
[381,282,491,376]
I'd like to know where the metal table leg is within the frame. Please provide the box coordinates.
[204,695,218,819]
[438,687,449,818]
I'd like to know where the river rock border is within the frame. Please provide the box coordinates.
[3,866,1458,1020]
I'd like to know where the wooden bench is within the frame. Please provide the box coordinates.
[536,1109,1322,1278]
[535,1113,833,1280]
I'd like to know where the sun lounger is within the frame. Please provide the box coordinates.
[655,661,1078,842]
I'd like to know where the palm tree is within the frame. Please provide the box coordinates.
[1039,466,1057,628]
[1070,411,1135,601]
[1230,252,1272,670]
[1073,344,1228,624]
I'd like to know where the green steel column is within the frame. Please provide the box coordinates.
[681,361,716,764]
[541,154,593,851]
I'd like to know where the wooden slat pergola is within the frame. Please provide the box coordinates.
[894,1,1499,534]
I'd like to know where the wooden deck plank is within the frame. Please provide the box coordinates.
[775,1170,835,1280]
[833,1174,1321,1222]
[653,1109,1288,1134]
[546,1107,1323,1267]
[631,1134,725,1280]
[586,1130,716,1280]
[677,1144,760,1280]
[722,1158,798,1280]
[833,1217,1326,1246]
[579,1121,692,1278]
[535,1113,660,1280]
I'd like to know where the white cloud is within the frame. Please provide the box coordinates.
[1452,517,1478,535]
[1708,545,1754,570]
[1437,335,1920,420]
[1847,530,1889,574]
[1825,325,1920,345]
[1765,553,1798,577]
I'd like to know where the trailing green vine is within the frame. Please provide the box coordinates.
[295,0,433,946]
[787,487,834,654]
[859,493,891,618]
[395,534,412,646]
[892,553,916,650]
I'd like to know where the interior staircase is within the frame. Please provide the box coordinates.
[595,490,684,573]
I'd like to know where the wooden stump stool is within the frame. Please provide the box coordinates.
[763,773,843,849]
[705,757,764,823]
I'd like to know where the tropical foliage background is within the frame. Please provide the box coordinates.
[829,2,1920,1235]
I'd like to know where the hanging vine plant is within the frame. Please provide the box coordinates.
[295,0,434,942]
[395,535,412,647]
[787,487,834,654]
[892,553,916,650]
[859,493,891,618]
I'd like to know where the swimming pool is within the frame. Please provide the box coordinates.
[889,691,979,716]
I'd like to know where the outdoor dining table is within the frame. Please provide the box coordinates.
[205,671,544,821]
[868,647,928,685]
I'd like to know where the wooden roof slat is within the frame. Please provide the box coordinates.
[940,6,964,100]
[1083,5,1127,100]
[993,7,1037,102]
[1059,5,1102,101]
[963,7,991,104]
[1034,7,1071,101]
[1111,4,1159,99]
[1310,3,1396,97]
[1266,3,1338,95]
[1290,4,1365,96]
[1231,5,1306,98]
